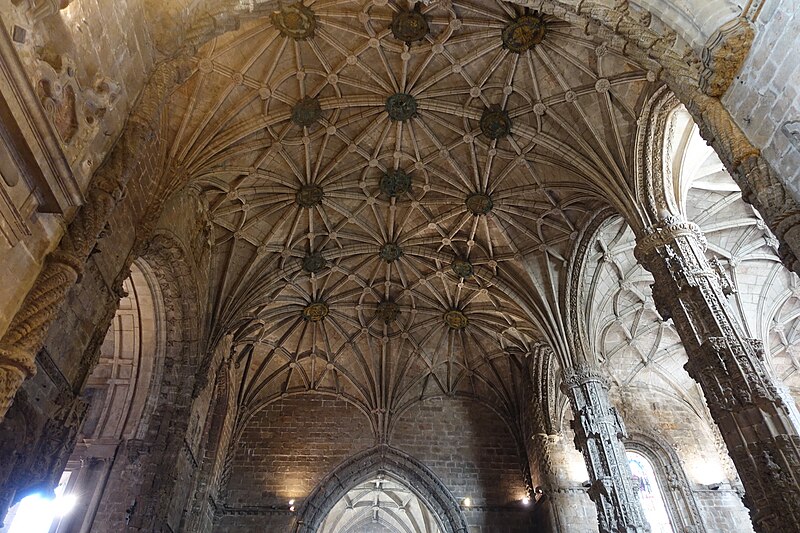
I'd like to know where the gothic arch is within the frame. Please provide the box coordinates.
[88,229,207,531]
[563,205,618,369]
[293,445,469,533]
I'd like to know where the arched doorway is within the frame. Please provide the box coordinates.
[319,475,442,533]
[295,446,468,533]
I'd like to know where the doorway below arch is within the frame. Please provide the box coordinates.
[319,474,442,533]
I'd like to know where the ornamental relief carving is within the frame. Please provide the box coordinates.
[29,48,121,170]
[699,18,754,97]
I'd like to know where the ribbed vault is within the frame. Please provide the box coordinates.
[578,108,800,419]
[161,0,660,430]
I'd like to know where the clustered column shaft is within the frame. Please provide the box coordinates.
[634,216,800,533]
[561,367,650,533]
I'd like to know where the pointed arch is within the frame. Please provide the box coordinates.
[293,445,469,533]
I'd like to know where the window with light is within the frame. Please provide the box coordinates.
[627,450,674,533]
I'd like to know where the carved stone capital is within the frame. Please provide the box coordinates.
[699,18,754,97]
[633,217,706,267]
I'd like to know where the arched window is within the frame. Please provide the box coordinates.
[627,450,674,533]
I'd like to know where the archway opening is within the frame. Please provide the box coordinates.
[1,259,164,533]
[319,474,443,533]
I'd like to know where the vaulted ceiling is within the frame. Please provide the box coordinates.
[162,0,660,429]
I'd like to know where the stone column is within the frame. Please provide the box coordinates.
[634,216,800,533]
[561,367,649,533]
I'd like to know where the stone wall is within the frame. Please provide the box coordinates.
[214,395,533,532]
[390,397,532,532]
[723,0,800,197]
[215,394,375,531]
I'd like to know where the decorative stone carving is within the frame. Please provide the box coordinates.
[465,192,493,215]
[385,93,418,122]
[0,61,186,420]
[380,169,412,197]
[561,367,649,533]
[379,242,403,263]
[376,301,400,324]
[271,3,316,40]
[390,4,429,44]
[699,18,754,97]
[26,0,74,25]
[634,216,800,532]
[302,302,328,322]
[36,79,77,144]
[444,309,468,330]
[501,14,546,54]
[291,96,321,127]
[480,105,511,139]
[451,258,473,278]
[302,252,327,273]
[296,184,324,207]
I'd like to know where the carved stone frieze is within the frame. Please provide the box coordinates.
[561,367,649,533]
[634,216,800,532]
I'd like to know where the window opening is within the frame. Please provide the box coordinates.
[627,450,674,533]
[1,471,75,533]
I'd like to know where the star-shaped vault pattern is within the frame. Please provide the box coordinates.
[163,0,659,433]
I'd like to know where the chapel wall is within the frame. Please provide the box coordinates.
[214,394,375,531]
[389,397,532,533]
[214,395,534,532]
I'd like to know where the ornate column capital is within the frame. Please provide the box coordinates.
[633,216,706,267]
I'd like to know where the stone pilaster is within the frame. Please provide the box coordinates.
[561,367,649,533]
[634,216,800,533]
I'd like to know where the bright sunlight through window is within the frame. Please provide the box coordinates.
[3,472,75,533]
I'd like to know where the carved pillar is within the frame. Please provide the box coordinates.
[634,216,800,533]
[561,367,649,533]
